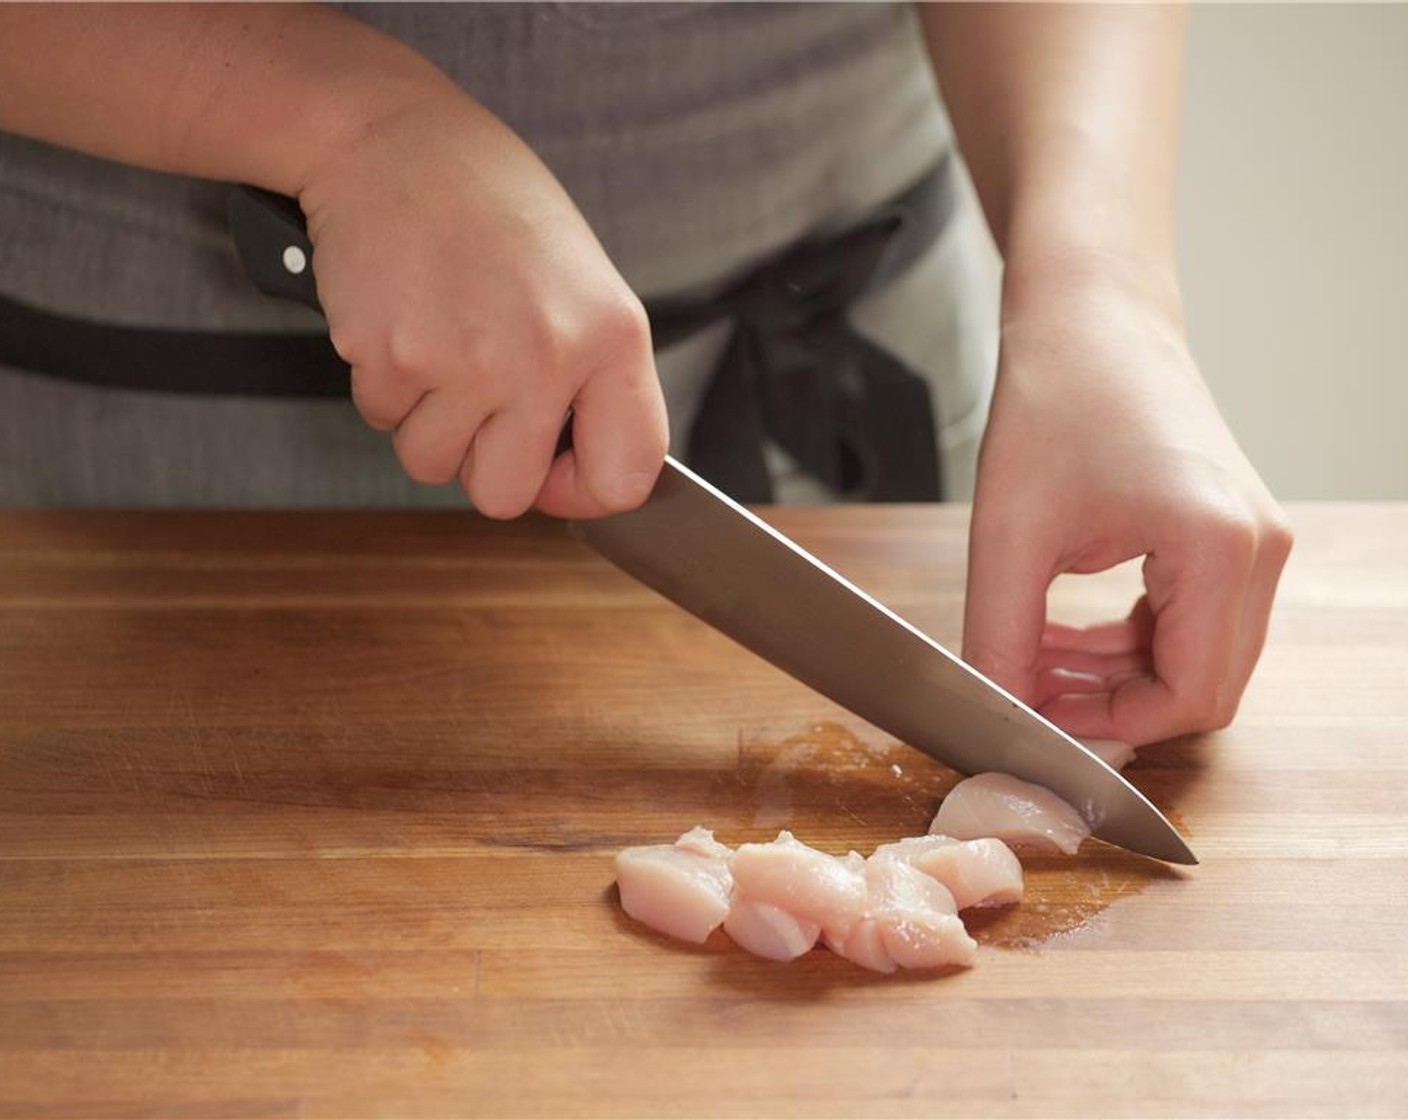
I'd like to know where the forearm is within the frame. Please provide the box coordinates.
[0,2,454,194]
[919,2,1186,312]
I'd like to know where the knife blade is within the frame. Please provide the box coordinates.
[226,183,1194,865]
[571,458,1196,865]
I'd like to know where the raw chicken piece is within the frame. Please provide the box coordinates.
[728,831,867,940]
[614,827,733,944]
[824,855,977,972]
[930,772,1091,856]
[823,918,896,974]
[870,834,957,865]
[866,857,976,970]
[872,835,1023,910]
[724,894,821,961]
[914,838,1025,909]
[674,824,732,860]
[1081,738,1136,771]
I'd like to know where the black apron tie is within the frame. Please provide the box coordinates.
[651,160,953,501]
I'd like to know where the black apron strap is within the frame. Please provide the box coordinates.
[0,157,956,500]
[0,292,349,397]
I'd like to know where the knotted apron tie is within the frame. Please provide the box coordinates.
[651,157,955,501]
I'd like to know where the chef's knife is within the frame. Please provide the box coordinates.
[572,460,1195,864]
[229,185,1196,866]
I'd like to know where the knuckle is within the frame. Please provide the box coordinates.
[1262,514,1296,566]
[594,293,653,362]
[1202,507,1260,568]
[1204,685,1236,728]
[349,371,394,430]
[350,372,414,433]
[384,324,436,388]
[394,437,457,487]
[529,293,651,382]
[1215,695,1241,728]
[523,306,577,375]
[357,409,399,435]
[1183,685,1237,734]
[327,324,362,366]
[1205,698,1239,733]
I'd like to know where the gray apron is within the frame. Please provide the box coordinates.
[0,2,997,507]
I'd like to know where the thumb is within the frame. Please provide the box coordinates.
[961,512,1055,707]
[534,352,668,520]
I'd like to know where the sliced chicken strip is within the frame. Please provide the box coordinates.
[930,772,1091,856]
[864,857,976,970]
[872,834,1023,910]
[728,831,867,941]
[674,824,733,860]
[823,919,897,974]
[614,827,733,944]
[724,894,821,962]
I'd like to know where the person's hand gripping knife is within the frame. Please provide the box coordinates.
[0,3,669,519]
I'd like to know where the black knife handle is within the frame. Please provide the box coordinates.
[227,185,322,313]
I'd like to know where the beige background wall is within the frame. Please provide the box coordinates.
[1178,3,1408,500]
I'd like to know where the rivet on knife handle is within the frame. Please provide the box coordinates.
[227,185,321,311]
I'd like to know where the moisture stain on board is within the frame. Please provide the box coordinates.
[731,721,1185,950]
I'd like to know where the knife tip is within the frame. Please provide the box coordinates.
[1141,828,1199,866]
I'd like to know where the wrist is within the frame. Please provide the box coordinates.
[156,4,460,198]
[992,137,1183,331]
[249,21,459,197]
[1001,242,1186,335]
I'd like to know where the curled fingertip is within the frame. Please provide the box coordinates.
[596,465,662,513]
[466,487,536,521]
[532,451,612,521]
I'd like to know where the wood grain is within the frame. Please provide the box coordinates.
[1,503,1405,1118]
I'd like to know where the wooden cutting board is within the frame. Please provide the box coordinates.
[0,504,1404,1118]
